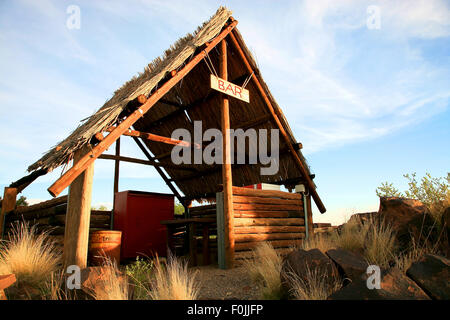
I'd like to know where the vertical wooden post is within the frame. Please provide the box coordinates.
[113,138,120,195]
[306,193,314,239]
[220,39,234,268]
[0,187,17,239]
[63,146,95,269]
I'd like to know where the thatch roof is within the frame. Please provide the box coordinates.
[25,7,317,201]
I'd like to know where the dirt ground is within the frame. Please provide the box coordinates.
[191,264,261,300]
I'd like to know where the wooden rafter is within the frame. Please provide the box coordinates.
[98,154,197,172]
[47,20,239,197]
[105,126,200,149]
[228,30,326,213]
[131,136,184,205]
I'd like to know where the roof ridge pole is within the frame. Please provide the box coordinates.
[47,19,238,198]
[220,38,235,269]
[228,30,326,213]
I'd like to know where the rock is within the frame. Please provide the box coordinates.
[281,249,339,296]
[406,254,450,300]
[346,212,378,226]
[328,267,430,300]
[378,197,437,250]
[326,249,368,283]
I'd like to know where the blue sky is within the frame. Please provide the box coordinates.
[0,0,449,225]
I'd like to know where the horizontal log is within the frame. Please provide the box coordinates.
[234,218,304,227]
[233,203,301,212]
[233,195,302,206]
[14,196,68,214]
[189,204,216,212]
[7,203,67,222]
[234,247,294,260]
[232,187,301,200]
[234,226,306,234]
[234,210,301,218]
[235,239,303,251]
[235,233,305,243]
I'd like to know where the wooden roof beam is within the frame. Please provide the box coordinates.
[105,127,201,149]
[228,30,326,213]
[98,154,198,172]
[47,19,238,197]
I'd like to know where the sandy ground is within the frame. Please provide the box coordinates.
[191,264,261,300]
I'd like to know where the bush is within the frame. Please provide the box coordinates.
[125,257,154,300]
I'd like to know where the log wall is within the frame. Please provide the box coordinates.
[218,186,308,264]
[3,196,111,250]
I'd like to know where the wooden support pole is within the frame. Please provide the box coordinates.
[0,187,17,239]
[63,146,94,269]
[228,30,326,214]
[47,19,238,198]
[113,138,120,195]
[220,39,234,269]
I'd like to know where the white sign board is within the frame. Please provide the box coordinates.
[210,74,250,103]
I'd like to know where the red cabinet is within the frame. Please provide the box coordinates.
[113,191,174,260]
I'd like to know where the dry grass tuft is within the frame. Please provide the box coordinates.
[243,242,284,299]
[147,254,199,300]
[0,222,60,286]
[285,263,343,300]
[300,234,336,253]
[90,258,129,300]
[363,218,397,268]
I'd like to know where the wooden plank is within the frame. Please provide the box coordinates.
[235,232,305,243]
[106,126,200,149]
[233,203,301,212]
[233,210,300,218]
[229,30,326,214]
[0,187,17,239]
[7,203,67,222]
[210,74,250,103]
[47,19,239,198]
[235,239,303,251]
[216,192,226,269]
[232,186,301,200]
[234,218,304,227]
[62,146,94,269]
[232,195,302,206]
[220,39,234,269]
[234,226,306,234]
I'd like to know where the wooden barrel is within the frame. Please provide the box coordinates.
[88,230,122,266]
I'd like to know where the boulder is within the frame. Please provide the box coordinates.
[378,197,437,250]
[406,254,450,300]
[328,267,430,300]
[326,249,368,283]
[281,249,339,296]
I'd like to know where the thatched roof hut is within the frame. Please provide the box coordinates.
[9,7,325,212]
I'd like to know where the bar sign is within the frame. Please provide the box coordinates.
[210,74,250,103]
